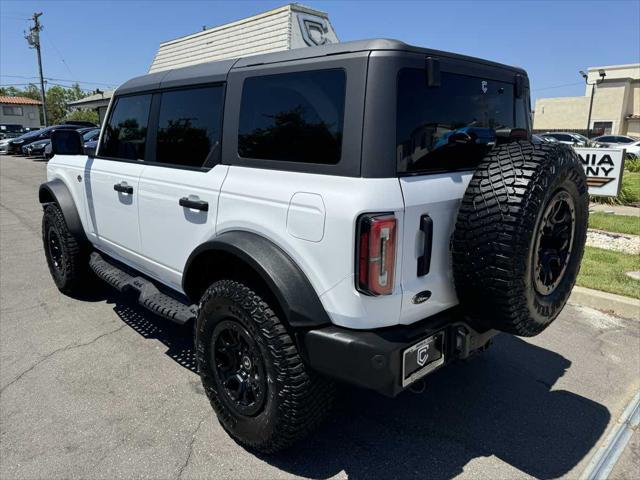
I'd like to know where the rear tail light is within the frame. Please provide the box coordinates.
[356,213,397,296]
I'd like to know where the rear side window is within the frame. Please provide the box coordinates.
[238,69,346,164]
[156,86,224,168]
[101,94,151,160]
[397,69,515,174]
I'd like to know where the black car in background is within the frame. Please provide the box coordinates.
[7,121,96,155]
[0,124,32,140]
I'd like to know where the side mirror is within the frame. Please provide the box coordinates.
[51,129,83,156]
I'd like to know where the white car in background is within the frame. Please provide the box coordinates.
[540,132,592,147]
[592,135,640,158]
[0,138,11,154]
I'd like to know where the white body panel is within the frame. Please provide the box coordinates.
[48,156,467,330]
[398,172,473,324]
[217,166,406,329]
[84,158,145,263]
[136,164,229,291]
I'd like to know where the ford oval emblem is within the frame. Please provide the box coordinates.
[412,290,432,304]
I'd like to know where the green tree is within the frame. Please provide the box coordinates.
[63,108,99,125]
[0,83,93,125]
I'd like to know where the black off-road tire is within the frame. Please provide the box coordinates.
[452,141,588,337]
[196,279,335,453]
[42,203,90,295]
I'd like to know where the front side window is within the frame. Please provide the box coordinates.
[238,69,346,164]
[100,94,151,160]
[397,69,516,174]
[156,86,224,168]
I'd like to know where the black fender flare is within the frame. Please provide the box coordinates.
[183,231,331,329]
[38,178,88,243]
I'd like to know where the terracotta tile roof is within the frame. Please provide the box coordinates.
[0,96,42,105]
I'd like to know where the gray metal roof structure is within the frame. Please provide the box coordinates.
[117,38,525,96]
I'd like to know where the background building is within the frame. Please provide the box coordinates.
[148,3,338,73]
[67,4,338,124]
[0,96,42,128]
[67,89,114,125]
[534,63,640,137]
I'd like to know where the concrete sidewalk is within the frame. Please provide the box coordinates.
[590,203,640,217]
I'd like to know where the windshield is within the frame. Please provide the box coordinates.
[82,129,100,141]
[397,69,524,174]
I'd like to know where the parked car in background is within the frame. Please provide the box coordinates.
[540,132,593,147]
[23,138,50,157]
[0,124,27,140]
[7,123,94,155]
[593,135,640,158]
[0,138,11,154]
[532,134,557,143]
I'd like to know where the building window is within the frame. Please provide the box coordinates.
[593,121,613,135]
[2,106,23,116]
[238,69,346,164]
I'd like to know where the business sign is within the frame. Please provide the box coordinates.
[574,148,626,197]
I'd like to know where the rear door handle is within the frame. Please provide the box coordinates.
[179,196,208,212]
[113,182,133,194]
[417,214,433,277]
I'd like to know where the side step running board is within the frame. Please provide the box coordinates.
[89,252,197,325]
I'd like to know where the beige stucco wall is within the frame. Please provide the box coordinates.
[627,119,640,137]
[533,96,589,130]
[534,63,640,135]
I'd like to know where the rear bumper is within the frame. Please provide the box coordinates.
[302,308,496,397]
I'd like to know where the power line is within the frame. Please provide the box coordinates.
[44,34,74,77]
[532,81,584,92]
[0,74,116,87]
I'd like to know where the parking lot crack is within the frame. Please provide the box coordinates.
[0,324,126,394]
[176,416,207,479]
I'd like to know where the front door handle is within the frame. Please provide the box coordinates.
[179,196,208,212]
[113,182,133,194]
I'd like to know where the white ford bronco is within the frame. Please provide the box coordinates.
[40,39,588,453]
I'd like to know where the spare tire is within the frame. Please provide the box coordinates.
[452,141,588,337]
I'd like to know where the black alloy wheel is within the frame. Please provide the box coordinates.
[211,320,267,417]
[533,189,576,296]
[47,227,65,273]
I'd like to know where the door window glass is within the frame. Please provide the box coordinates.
[100,94,151,160]
[156,86,224,168]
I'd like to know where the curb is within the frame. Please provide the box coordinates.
[570,286,639,320]
[580,391,640,480]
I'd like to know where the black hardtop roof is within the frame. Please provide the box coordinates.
[116,38,526,96]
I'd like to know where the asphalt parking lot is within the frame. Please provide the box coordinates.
[1,154,639,480]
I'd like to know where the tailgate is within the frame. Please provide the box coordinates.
[398,172,472,324]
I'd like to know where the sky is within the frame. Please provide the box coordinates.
[1,0,639,106]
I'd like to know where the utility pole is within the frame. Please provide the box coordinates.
[25,12,48,126]
[579,69,606,139]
